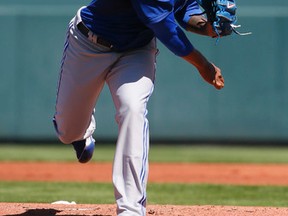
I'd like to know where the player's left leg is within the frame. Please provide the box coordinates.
[106,39,158,216]
[53,10,118,163]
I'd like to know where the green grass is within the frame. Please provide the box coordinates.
[0,181,114,204]
[0,144,114,162]
[149,144,288,163]
[1,181,288,207]
[1,143,288,163]
[1,143,288,207]
[148,183,288,207]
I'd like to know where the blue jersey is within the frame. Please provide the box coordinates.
[81,0,202,55]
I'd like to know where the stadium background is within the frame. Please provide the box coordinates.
[0,0,287,143]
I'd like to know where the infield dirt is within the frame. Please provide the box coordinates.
[1,162,288,215]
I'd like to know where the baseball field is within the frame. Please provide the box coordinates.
[1,143,288,215]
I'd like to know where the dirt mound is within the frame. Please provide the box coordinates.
[1,203,288,216]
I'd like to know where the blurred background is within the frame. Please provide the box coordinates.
[0,0,287,144]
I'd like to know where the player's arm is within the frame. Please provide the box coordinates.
[182,49,224,89]
[146,13,224,89]
[174,0,216,37]
[186,15,217,37]
[131,0,224,89]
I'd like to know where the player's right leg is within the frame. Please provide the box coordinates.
[107,39,158,215]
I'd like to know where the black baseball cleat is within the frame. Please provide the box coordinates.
[72,136,95,163]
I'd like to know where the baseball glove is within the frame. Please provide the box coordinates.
[196,0,251,38]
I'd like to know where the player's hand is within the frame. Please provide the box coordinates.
[213,64,225,89]
[186,15,218,38]
[182,49,224,90]
[199,63,224,90]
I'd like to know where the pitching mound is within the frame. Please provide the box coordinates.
[1,203,288,216]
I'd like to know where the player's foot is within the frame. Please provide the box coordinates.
[72,136,95,163]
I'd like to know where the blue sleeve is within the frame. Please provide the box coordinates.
[131,0,194,56]
[175,0,203,29]
[146,12,194,56]
[131,0,173,24]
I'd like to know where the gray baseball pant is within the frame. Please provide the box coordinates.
[53,8,158,216]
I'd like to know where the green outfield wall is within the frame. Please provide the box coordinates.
[0,0,287,142]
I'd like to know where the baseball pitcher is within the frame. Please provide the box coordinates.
[53,0,247,215]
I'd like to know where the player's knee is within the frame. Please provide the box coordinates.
[116,101,146,123]
[57,129,84,144]
[54,129,74,144]
[53,118,78,144]
[58,135,74,144]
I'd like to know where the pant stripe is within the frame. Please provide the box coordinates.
[139,85,155,212]
[55,21,73,102]
[140,111,148,183]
